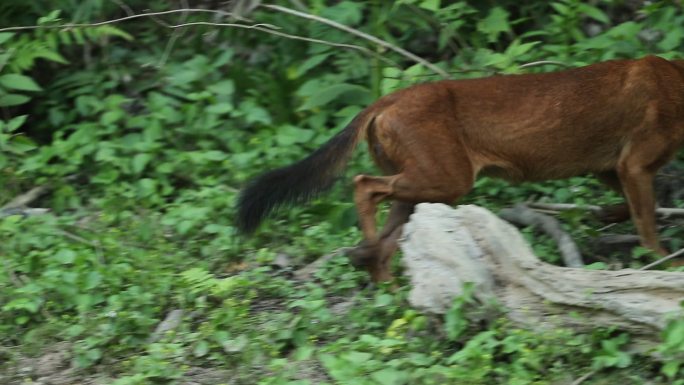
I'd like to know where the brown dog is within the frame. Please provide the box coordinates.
[237,56,684,281]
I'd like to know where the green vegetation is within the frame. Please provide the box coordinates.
[1,1,683,384]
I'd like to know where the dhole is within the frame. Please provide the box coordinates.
[237,56,684,282]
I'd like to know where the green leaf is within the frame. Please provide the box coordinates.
[371,369,408,385]
[632,246,652,258]
[92,25,134,41]
[203,150,227,161]
[238,100,271,124]
[193,340,210,357]
[0,74,42,91]
[374,293,394,307]
[321,1,362,25]
[507,40,539,57]
[85,348,102,363]
[100,110,124,125]
[550,2,569,15]
[3,298,41,313]
[299,83,372,110]
[578,4,610,24]
[662,361,681,379]
[207,80,235,95]
[0,32,15,45]
[38,10,62,25]
[584,262,608,270]
[477,7,510,42]
[221,334,248,353]
[606,21,641,39]
[93,169,120,184]
[132,153,152,174]
[34,49,68,64]
[137,178,157,197]
[291,53,331,78]
[177,220,194,235]
[85,271,103,290]
[276,125,315,146]
[75,294,95,309]
[419,0,441,12]
[72,28,85,45]
[169,69,201,86]
[0,93,30,106]
[54,249,76,264]
[659,28,684,51]
[662,319,684,348]
[7,115,28,131]
[206,102,234,115]
[7,136,37,154]
[344,351,372,364]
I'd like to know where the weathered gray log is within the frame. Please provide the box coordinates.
[400,203,684,340]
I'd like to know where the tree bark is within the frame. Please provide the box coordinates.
[400,203,684,341]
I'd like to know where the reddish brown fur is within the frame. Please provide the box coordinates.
[239,56,684,282]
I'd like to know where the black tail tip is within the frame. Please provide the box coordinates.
[235,182,275,234]
[235,214,260,235]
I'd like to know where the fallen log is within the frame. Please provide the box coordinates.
[400,203,684,341]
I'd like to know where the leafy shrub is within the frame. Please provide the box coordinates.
[0,1,682,383]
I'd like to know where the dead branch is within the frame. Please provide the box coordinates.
[0,208,50,218]
[570,370,597,385]
[527,202,684,218]
[1,185,50,210]
[294,247,353,280]
[148,309,184,343]
[592,234,641,258]
[401,204,684,343]
[518,60,570,69]
[499,203,584,268]
[157,0,190,68]
[640,248,684,270]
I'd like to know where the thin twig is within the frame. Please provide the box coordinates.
[170,21,278,30]
[158,0,190,68]
[260,3,450,78]
[0,9,240,33]
[112,0,135,16]
[527,202,684,218]
[0,7,406,71]
[527,202,603,214]
[0,208,50,218]
[1,185,50,210]
[518,60,570,69]
[596,222,618,232]
[166,21,393,61]
[639,248,684,270]
[58,229,97,247]
[2,259,22,287]
[58,229,107,264]
[570,370,596,385]
[168,21,400,68]
[294,247,353,280]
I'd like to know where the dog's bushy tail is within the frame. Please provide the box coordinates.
[236,113,369,233]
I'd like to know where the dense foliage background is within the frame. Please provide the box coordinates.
[1,1,683,384]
